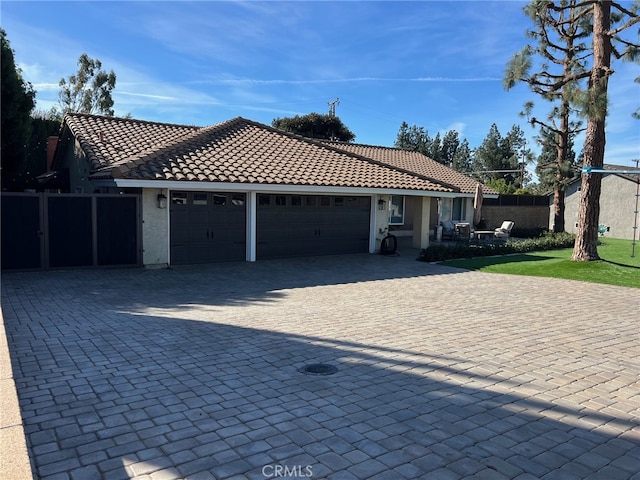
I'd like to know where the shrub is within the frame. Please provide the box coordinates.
[417,232,575,262]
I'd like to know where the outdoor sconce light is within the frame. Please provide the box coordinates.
[157,191,167,209]
[378,198,387,210]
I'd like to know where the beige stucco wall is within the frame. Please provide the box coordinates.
[374,194,391,251]
[564,175,638,240]
[142,189,169,267]
[411,196,432,249]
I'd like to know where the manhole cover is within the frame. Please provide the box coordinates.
[299,363,338,376]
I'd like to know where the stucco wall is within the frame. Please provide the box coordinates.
[374,194,391,252]
[482,205,549,230]
[142,189,169,267]
[564,175,639,240]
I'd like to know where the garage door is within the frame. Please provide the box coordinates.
[170,191,246,264]
[257,194,371,259]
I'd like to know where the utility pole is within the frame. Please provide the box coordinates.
[328,97,340,117]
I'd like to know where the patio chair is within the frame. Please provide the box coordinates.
[440,220,457,241]
[494,221,514,240]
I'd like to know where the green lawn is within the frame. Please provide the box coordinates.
[441,238,640,288]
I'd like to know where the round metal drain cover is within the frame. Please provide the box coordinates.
[299,363,338,376]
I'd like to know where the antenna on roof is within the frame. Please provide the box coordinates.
[328,98,340,117]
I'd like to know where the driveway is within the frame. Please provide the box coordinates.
[2,252,639,479]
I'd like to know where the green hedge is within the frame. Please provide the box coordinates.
[417,232,576,262]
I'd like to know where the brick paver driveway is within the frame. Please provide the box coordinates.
[2,253,639,480]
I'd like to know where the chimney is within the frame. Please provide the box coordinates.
[46,136,59,172]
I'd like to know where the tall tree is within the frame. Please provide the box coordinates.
[504,0,589,232]
[440,130,460,168]
[58,53,116,116]
[272,112,355,141]
[473,124,531,189]
[452,138,473,174]
[572,1,639,260]
[394,122,469,169]
[428,132,443,163]
[394,121,431,154]
[1,28,36,191]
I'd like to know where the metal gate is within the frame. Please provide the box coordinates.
[1,193,141,270]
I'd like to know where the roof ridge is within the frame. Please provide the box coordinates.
[208,119,452,191]
[63,111,201,129]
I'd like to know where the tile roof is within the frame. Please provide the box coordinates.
[59,113,488,194]
[62,114,199,172]
[320,141,497,195]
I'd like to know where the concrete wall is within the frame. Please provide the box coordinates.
[564,175,639,240]
[142,189,169,267]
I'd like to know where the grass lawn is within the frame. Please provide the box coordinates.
[441,238,640,289]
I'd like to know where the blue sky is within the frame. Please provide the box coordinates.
[3,1,639,168]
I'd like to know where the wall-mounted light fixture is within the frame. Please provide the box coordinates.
[378,198,387,211]
[157,191,167,209]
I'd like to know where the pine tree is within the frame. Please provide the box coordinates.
[572,1,639,260]
[505,0,589,233]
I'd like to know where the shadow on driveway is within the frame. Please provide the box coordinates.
[2,254,639,479]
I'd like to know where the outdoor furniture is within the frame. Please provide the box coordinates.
[455,223,471,242]
[474,230,496,243]
[440,220,457,241]
[440,221,472,242]
[494,221,515,240]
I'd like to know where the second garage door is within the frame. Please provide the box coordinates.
[257,194,371,259]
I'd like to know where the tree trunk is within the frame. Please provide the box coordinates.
[571,1,611,261]
[553,102,570,233]
[553,189,566,233]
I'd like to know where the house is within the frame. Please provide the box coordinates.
[560,164,640,240]
[49,113,497,267]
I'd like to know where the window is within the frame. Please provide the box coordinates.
[193,193,208,205]
[305,196,317,207]
[452,197,466,221]
[320,196,331,207]
[213,194,227,206]
[258,194,271,206]
[334,197,344,207]
[231,194,245,206]
[389,195,405,225]
[291,196,302,207]
[275,195,287,206]
[172,192,187,205]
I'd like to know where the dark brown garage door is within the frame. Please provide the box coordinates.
[170,191,246,264]
[257,194,371,259]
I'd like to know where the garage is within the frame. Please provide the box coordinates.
[257,194,371,259]
[170,191,246,264]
